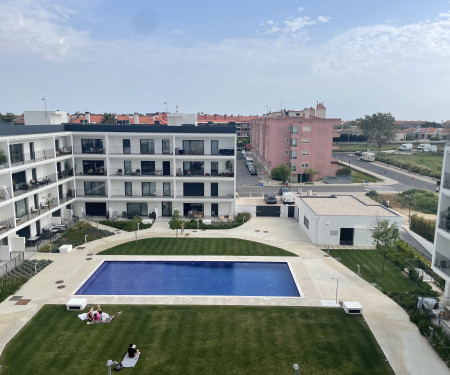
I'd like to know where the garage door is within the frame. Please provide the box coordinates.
[288,206,295,217]
[256,205,281,217]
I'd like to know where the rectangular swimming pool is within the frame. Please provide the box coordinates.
[75,261,300,297]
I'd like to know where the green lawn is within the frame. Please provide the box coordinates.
[329,250,418,293]
[0,305,394,375]
[376,152,443,179]
[99,237,297,256]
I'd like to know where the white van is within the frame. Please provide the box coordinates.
[360,152,375,162]
[398,143,413,151]
[281,192,295,204]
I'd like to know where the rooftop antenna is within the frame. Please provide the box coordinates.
[176,105,179,114]
[280,97,283,111]
[265,105,269,114]
[164,101,168,113]
[41,97,47,118]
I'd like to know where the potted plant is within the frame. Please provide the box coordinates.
[117,169,123,175]
[0,149,6,165]
[67,188,73,198]
[225,160,233,176]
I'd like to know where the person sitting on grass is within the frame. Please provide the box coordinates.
[128,343,139,358]
[87,306,95,322]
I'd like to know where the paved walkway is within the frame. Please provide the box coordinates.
[0,218,449,375]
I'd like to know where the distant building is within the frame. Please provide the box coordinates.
[69,113,168,125]
[250,103,340,182]
[24,111,69,125]
[197,114,259,142]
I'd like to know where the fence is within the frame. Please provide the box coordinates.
[0,252,25,277]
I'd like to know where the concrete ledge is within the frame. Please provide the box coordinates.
[66,298,87,310]
[59,244,72,253]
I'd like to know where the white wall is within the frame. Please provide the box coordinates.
[24,111,69,125]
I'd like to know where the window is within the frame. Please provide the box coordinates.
[83,160,105,174]
[81,139,103,153]
[291,126,298,135]
[303,216,309,229]
[123,139,130,154]
[211,140,219,155]
[211,182,218,197]
[290,150,297,159]
[84,181,106,196]
[285,150,289,155]
[124,160,132,175]
[183,183,204,196]
[183,140,204,155]
[290,138,298,147]
[9,143,24,163]
[127,203,147,217]
[302,138,311,144]
[303,126,311,132]
[142,182,156,196]
[301,162,309,168]
[15,198,27,218]
[140,139,155,154]
[141,161,155,175]
[162,139,170,154]
[125,182,132,196]
[301,150,310,156]
[163,182,171,196]
[290,163,297,171]
[183,161,204,176]
[211,203,218,217]
[211,161,218,176]
[286,138,290,143]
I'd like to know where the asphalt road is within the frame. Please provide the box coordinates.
[236,151,439,196]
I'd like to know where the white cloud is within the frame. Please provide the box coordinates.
[317,16,330,23]
[298,6,304,12]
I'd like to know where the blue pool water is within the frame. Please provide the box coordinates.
[75,261,300,297]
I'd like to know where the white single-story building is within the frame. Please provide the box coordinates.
[296,195,402,246]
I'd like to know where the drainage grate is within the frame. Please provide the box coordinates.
[15,299,31,305]
[77,247,85,250]
[55,280,64,284]
[255,230,260,232]
[57,285,66,289]
[86,257,92,260]
[323,255,330,257]
[87,253,93,256]
[263,231,269,233]
[9,296,23,301]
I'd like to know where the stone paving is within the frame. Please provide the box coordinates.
[0,217,449,375]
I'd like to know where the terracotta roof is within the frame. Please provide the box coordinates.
[396,127,417,133]
[417,127,438,133]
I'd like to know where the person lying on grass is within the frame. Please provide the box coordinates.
[86,305,115,324]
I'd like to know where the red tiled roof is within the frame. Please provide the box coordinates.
[417,127,438,133]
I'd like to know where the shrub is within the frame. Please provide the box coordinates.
[100,220,151,232]
[365,190,378,197]
[336,167,351,176]
[410,215,435,243]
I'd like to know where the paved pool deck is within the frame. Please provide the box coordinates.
[0,217,448,375]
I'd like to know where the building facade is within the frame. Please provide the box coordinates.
[196,114,258,143]
[433,142,450,301]
[250,103,339,182]
[0,124,236,260]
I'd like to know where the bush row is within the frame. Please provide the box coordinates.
[0,260,52,303]
[410,214,435,243]
[99,220,152,232]
[182,213,251,230]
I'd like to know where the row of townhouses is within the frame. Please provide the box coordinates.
[0,123,236,260]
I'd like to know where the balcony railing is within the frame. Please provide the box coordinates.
[108,168,171,177]
[59,192,75,204]
[175,149,235,156]
[10,149,55,166]
[15,206,51,226]
[0,217,14,234]
[80,169,107,176]
[58,168,74,180]
[108,146,173,155]
[56,146,73,156]
[13,173,57,197]
[109,189,173,198]
[177,171,234,178]
[76,189,107,197]
[73,147,106,154]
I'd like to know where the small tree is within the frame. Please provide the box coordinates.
[169,209,184,243]
[372,219,399,276]
[271,164,291,183]
[225,160,233,175]
[100,113,117,124]
[305,168,319,182]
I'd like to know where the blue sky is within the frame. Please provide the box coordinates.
[0,0,449,121]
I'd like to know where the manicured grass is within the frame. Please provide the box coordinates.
[376,152,443,179]
[99,237,297,256]
[350,168,380,183]
[329,250,418,293]
[0,305,394,375]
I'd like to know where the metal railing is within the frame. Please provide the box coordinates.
[13,173,58,197]
[108,146,173,155]
[108,168,172,177]
[73,146,105,154]
[76,189,107,197]
[59,192,76,204]
[55,146,73,156]
[434,251,450,277]
[58,168,74,180]
[10,149,55,166]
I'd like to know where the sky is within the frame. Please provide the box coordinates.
[0,0,449,121]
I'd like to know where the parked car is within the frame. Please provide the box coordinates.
[279,186,290,195]
[249,167,257,175]
[281,192,295,204]
[355,151,363,156]
[264,193,277,204]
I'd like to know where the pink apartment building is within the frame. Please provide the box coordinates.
[251,103,340,182]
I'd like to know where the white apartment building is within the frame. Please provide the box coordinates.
[0,123,236,260]
[433,142,450,301]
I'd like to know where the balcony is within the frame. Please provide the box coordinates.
[73,147,105,154]
[108,146,173,155]
[0,217,14,234]
[175,149,235,156]
[109,168,172,177]
[59,192,75,204]
[0,186,13,202]
[58,168,74,181]
[13,173,57,197]
[15,206,51,227]
[109,190,174,199]
[76,189,107,197]
[434,251,450,277]
[56,146,73,156]
[10,149,55,167]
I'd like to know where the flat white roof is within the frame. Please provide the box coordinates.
[300,195,399,217]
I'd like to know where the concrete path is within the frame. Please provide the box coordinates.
[0,218,449,375]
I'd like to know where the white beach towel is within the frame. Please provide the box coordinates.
[78,313,88,321]
[122,351,140,367]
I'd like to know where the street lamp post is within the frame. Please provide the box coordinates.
[331,277,339,304]
[135,222,140,244]
[293,363,300,375]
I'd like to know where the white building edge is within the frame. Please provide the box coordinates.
[0,123,236,260]
[433,142,450,302]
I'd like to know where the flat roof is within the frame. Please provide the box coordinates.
[300,195,400,217]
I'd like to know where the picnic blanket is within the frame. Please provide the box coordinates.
[122,351,140,367]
